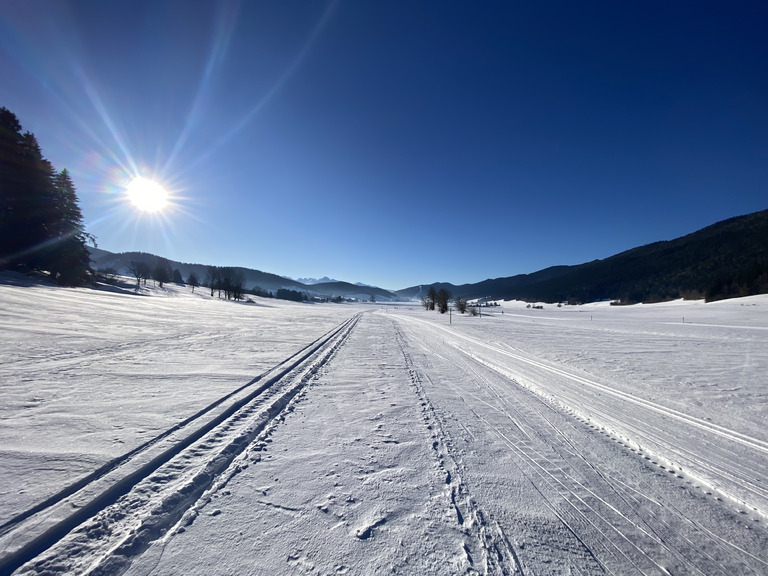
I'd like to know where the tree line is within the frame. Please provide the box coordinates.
[121,258,315,304]
[420,286,472,315]
[1,107,94,285]
[126,257,184,289]
[125,260,248,301]
[203,266,246,300]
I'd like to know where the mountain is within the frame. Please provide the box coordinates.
[88,249,307,293]
[88,249,400,301]
[396,209,768,304]
[394,266,573,302]
[296,277,339,285]
[310,281,397,302]
[90,209,767,305]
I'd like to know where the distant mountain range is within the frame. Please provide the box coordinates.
[295,277,339,285]
[397,209,768,304]
[88,249,400,302]
[90,208,768,305]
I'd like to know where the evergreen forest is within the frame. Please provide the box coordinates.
[0,107,94,285]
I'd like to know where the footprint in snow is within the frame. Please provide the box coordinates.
[354,517,386,540]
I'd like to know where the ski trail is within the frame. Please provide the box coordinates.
[0,314,361,576]
[393,320,524,575]
[395,314,768,518]
[391,312,768,575]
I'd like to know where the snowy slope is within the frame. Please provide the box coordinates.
[1,274,767,574]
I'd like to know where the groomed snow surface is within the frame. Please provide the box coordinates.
[1,272,767,575]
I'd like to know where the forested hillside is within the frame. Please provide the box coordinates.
[88,247,400,302]
[398,209,768,304]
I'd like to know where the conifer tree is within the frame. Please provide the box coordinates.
[0,110,55,269]
[47,169,94,285]
[0,107,94,284]
[0,108,25,262]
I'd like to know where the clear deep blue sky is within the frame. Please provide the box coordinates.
[2,1,766,289]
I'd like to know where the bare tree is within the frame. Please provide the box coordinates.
[203,266,246,300]
[436,288,451,314]
[454,297,468,314]
[205,266,221,297]
[427,286,437,311]
[152,258,172,288]
[225,268,246,301]
[128,260,150,286]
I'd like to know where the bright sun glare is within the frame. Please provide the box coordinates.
[126,177,169,212]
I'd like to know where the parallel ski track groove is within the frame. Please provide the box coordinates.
[396,315,768,513]
[487,353,767,573]
[393,314,767,575]
[0,313,361,576]
[391,320,522,576]
[431,346,665,575]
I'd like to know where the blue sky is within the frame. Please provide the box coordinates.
[2,1,766,290]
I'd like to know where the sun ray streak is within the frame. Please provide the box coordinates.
[77,70,139,177]
[186,0,339,172]
[164,1,240,174]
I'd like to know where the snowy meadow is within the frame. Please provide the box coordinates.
[1,272,767,575]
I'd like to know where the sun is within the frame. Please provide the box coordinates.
[125,177,169,212]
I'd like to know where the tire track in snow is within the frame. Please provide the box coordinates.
[0,313,361,576]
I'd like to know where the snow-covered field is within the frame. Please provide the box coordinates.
[1,272,767,575]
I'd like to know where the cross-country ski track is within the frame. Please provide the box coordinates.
[1,314,360,575]
[1,278,767,575]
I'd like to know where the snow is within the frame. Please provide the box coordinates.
[1,273,767,574]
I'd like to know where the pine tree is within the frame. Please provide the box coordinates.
[0,107,94,284]
[0,109,54,268]
[0,108,25,262]
[48,169,94,285]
